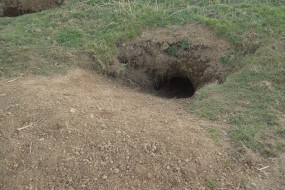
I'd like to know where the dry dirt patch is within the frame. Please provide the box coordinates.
[116,24,233,98]
[0,69,284,190]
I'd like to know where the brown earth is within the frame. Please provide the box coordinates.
[1,0,64,17]
[1,69,284,190]
[116,24,234,98]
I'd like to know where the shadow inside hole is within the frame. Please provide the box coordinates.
[155,76,195,99]
[3,7,34,17]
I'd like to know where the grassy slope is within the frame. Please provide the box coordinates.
[0,0,284,156]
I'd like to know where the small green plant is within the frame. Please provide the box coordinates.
[165,45,178,57]
[221,159,230,169]
[180,38,191,50]
[206,180,217,190]
[165,39,191,57]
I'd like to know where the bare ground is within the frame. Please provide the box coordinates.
[0,69,284,190]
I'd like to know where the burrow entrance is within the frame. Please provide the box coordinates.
[0,0,64,17]
[155,76,195,98]
[115,24,233,99]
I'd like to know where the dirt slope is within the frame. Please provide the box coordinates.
[0,69,284,190]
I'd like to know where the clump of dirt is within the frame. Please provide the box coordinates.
[1,0,64,17]
[116,24,233,98]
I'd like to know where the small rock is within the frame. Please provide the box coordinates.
[175,167,181,171]
[70,108,76,113]
[83,159,89,162]
[34,28,42,33]
[81,184,86,188]
[102,175,108,180]
[114,168,120,174]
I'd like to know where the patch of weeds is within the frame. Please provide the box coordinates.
[164,38,191,57]
[180,38,191,50]
[221,159,230,169]
[165,44,178,57]
[55,29,83,47]
[208,128,221,145]
[206,180,217,190]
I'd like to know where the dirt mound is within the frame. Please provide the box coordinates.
[1,0,64,17]
[116,24,233,98]
[0,69,284,190]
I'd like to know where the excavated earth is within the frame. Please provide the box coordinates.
[1,0,64,17]
[1,69,285,190]
[116,24,233,98]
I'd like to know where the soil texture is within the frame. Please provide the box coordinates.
[116,24,233,98]
[1,69,284,190]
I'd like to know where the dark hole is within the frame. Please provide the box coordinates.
[3,7,34,17]
[155,76,195,99]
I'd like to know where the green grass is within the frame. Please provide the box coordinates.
[0,0,284,156]
[55,29,83,47]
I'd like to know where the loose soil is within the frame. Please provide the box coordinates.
[1,0,64,17]
[116,24,233,98]
[1,69,284,190]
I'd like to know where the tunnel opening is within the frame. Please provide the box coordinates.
[155,76,195,99]
[115,24,234,100]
